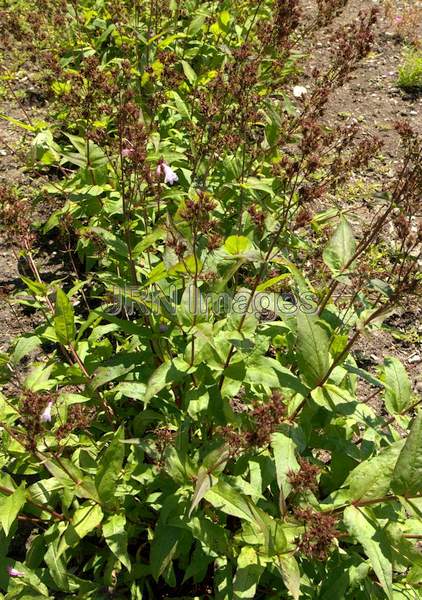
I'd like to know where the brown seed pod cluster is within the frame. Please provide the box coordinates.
[55,404,96,441]
[294,507,340,560]
[287,458,320,494]
[19,391,56,451]
[0,186,36,249]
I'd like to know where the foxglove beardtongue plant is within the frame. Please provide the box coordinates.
[2,0,422,598]
[156,160,178,185]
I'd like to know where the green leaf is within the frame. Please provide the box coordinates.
[233,546,264,599]
[5,562,51,597]
[20,275,48,297]
[189,471,216,517]
[181,60,196,85]
[24,362,54,392]
[58,503,103,557]
[144,358,194,403]
[189,447,229,516]
[54,288,75,345]
[344,506,393,599]
[323,216,356,276]
[43,458,99,502]
[103,513,131,572]
[218,10,231,29]
[343,440,405,501]
[132,227,165,256]
[296,311,330,387]
[0,112,35,131]
[215,557,233,600]
[150,524,189,581]
[183,543,211,584]
[64,133,107,170]
[256,274,290,292]
[205,480,268,535]
[11,335,42,364]
[0,483,26,536]
[271,425,304,506]
[86,226,128,258]
[95,425,125,506]
[167,90,191,119]
[91,362,134,391]
[276,554,301,600]
[391,411,422,496]
[224,235,252,255]
[31,129,61,165]
[311,383,377,427]
[381,357,412,415]
[187,516,230,556]
[44,524,69,590]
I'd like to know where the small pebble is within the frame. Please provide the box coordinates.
[408,354,421,365]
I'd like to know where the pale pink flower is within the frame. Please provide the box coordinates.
[157,161,178,185]
[40,401,53,423]
[121,148,134,158]
[7,566,24,577]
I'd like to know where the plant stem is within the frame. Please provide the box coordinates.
[329,493,422,515]
[0,484,65,521]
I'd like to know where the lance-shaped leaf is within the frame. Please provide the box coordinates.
[44,523,69,591]
[391,410,422,496]
[144,357,194,403]
[381,356,412,415]
[205,479,264,525]
[344,506,393,599]
[95,425,125,506]
[271,424,305,505]
[233,546,264,599]
[189,446,229,516]
[205,479,287,556]
[103,513,131,572]
[276,554,301,600]
[0,483,26,536]
[343,440,405,501]
[323,216,356,277]
[58,502,103,557]
[150,524,190,581]
[296,311,330,387]
[54,288,75,345]
[215,557,233,600]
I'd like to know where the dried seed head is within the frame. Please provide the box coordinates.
[294,508,339,560]
[287,458,320,494]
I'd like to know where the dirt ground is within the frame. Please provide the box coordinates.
[0,102,35,351]
[302,0,422,402]
[0,0,420,402]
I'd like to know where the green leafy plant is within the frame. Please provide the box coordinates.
[398,49,422,90]
[0,1,421,598]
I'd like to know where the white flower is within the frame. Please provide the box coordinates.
[7,566,24,577]
[40,401,53,423]
[157,161,178,185]
[293,85,307,98]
